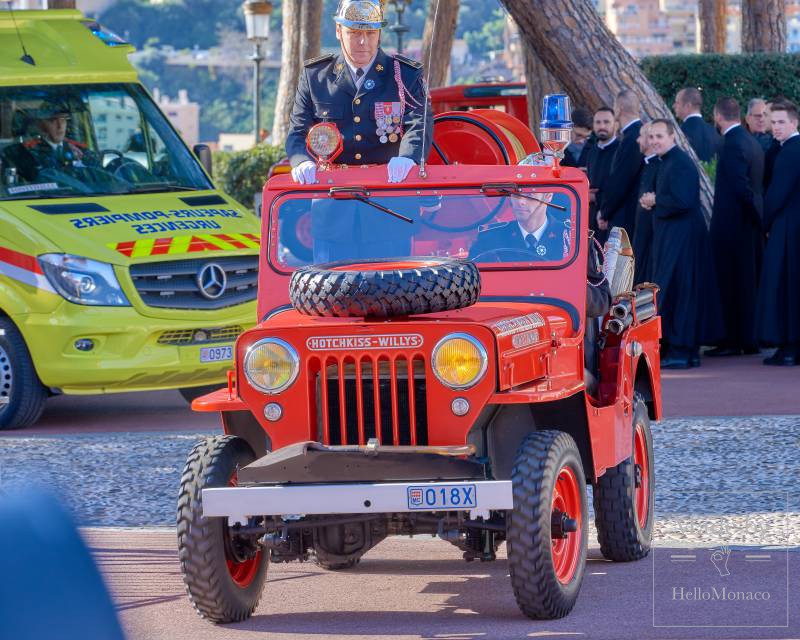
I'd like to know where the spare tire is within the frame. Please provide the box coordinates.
[289,258,481,318]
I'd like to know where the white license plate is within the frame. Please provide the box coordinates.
[199,345,233,363]
[407,484,477,510]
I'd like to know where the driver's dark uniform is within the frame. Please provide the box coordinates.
[468,214,570,263]
[24,137,90,172]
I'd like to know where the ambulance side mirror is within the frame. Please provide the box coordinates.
[193,144,213,178]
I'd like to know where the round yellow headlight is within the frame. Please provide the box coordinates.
[432,334,488,390]
[243,338,299,394]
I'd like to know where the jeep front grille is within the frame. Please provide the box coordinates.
[157,325,243,346]
[312,356,428,446]
[129,256,258,310]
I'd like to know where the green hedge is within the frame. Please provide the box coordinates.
[212,144,286,210]
[641,53,800,120]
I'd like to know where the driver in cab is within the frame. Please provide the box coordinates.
[469,190,570,262]
[24,102,93,174]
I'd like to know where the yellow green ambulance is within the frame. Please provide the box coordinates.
[0,9,260,429]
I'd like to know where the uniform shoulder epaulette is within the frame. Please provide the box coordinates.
[393,53,422,70]
[304,53,334,67]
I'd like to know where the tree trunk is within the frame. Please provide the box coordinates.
[421,0,460,88]
[300,0,322,61]
[271,0,302,145]
[523,41,562,132]
[48,0,76,7]
[500,0,714,223]
[742,0,786,53]
[698,0,727,53]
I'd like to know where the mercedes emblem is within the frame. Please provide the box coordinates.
[196,263,227,300]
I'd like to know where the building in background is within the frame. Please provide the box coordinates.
[152,88,200,148]
[606,0,673,57]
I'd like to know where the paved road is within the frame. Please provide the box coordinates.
[87,529,797,640]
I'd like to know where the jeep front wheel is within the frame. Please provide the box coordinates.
[506,430,588,620]
[177,435,268,623]
[592,393,654,561]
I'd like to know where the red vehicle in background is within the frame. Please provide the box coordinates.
[430,81,529,123]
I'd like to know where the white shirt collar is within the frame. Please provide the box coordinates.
[644,153,657,164]
[44,138,61,151]
[345,52,377,89]
[684,113,703,121]
[518,217,549,243]
[781,131,800,146]
[621,118,641,133]
[722,123,741,136]
[597,136,617,150]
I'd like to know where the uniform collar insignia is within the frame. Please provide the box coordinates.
[334,62,344,73]
[375,63,384,72]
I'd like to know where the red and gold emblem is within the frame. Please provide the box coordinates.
[306,122,344,170]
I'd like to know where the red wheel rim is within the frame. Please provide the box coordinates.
[225,471,262,588]
[550,465,582,585]
[633,422,650,529]
[296,211,313,249]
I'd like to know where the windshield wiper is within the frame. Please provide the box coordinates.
[481,183,567,211]
[329,187,413,223]
[128,184,204,194]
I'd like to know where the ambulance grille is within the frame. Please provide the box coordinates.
[129,256,258,310]
[312,356,428,447]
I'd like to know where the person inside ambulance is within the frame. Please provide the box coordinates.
[25,101,96,175]
[286,0,432,185]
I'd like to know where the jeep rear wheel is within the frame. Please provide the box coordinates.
[506,430,588,619]
[289,258,481,318]
[177,435,268,623]
[0,319,47,431]
[592,393,654,561]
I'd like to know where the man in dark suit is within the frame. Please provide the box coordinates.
[639,119,722,368]
[756,101,800,366]
[633,122,658,285]
[673,87,720,162]
[562,107,592,167]
[585,106,619,241]
[599,89,643,239]
[745,98,774,153]
[286,0,432,185]
[707,97,765,357]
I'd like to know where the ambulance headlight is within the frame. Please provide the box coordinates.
[244,338,299,394]
[39,254,130,306]
[432,333,488,390]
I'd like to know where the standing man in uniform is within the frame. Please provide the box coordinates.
[757,101,800,366]
[708,97,764,357]
[640,119,721,369]
[286,0,432,185]
[673,87,720,162]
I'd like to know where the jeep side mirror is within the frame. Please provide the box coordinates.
[193,144,213,178]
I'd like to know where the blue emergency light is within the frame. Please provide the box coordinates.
[539,94,573,160]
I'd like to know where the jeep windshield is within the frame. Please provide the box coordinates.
[0,83,212,200]
[270,186,576,268]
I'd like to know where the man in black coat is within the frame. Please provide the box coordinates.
[745,98,774,154]
[639,119,722,368]
[585,106,619,241]
[599,89,643,239]
[673,87,720,162]
[286,0,432,185]
[756,102,800,366]
[633,122,658,285]
[707,97,765,357]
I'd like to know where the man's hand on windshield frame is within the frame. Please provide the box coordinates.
[291,160,318,185]
[387,157,416,183]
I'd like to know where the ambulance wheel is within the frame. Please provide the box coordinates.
[0,318,47,431]
[177,435,268,623]
[506,430,588,620]
[592,393,654,561]
[178,384,224,405]
[289,258,481,318]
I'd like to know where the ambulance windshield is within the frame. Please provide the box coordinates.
[272,187,576,268]
[0,84,212,200]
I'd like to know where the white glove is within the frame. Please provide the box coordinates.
[387,156,416,183]
[291,160,317,184]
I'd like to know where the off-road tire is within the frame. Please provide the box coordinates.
[506,430,588,620]
[0,318,47,431]
[289,258,481,318]
[593,393,654,561]
[177,435,268,623]
[178,384,224,405]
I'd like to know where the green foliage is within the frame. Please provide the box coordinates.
[640,53,800,120]
[700,157,717,184]
[212,145,286,210]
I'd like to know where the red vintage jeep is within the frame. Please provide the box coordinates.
[177,108,661,624]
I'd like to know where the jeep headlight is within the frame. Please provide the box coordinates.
[432,333,488,389]
[243,338,299,394]
[39,254,130,306]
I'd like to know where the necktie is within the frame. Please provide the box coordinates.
[525,234,538,251]
[356,68,364,79]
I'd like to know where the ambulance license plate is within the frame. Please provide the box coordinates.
[199,345,233,362]
[407,484,477,510]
